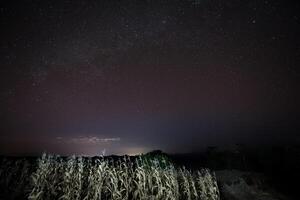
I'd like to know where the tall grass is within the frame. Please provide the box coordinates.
[0,157,32,199]
[27,153,220,200]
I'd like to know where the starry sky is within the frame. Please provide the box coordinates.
[0,0,299,156]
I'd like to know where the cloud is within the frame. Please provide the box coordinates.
[55,136,120,145]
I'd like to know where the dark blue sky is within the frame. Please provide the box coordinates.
[0,0,299,155]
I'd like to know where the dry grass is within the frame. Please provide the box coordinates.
[27,153,220,200]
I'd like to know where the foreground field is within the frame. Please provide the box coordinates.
[0,153,220,200]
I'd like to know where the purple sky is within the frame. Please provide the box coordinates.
[0,0,299,155]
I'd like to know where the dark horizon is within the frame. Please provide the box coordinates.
[0,0,299,156]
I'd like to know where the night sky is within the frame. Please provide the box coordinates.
[0,0,299,156]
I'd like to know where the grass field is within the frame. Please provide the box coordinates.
[0,153,220,200]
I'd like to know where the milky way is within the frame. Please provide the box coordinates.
[0,0,299,155]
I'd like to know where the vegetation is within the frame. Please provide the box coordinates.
[0,157,33,199]
[0,152,220,199]
[27,153,220,200]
